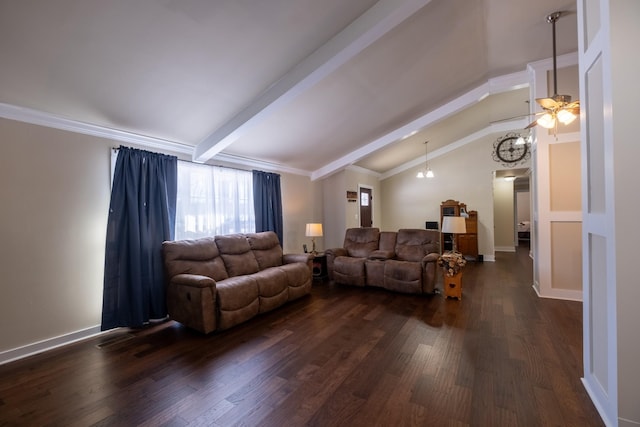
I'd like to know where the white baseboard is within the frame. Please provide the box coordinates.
[483,254,495,262]
[0,325,105,366]
[581,377,615,427]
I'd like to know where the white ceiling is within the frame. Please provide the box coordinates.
[0,0,579,179]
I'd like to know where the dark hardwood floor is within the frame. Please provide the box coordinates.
[0,245,603,426]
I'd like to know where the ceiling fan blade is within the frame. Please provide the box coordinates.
[525,119,539,129]
[566,106,580,115]
[536,97,560,110]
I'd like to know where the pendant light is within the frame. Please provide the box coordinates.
[416,141,434,179]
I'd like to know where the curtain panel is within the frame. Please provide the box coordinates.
[252,170,283,244]
[101,146,177,331]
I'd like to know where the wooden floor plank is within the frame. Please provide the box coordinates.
[0,244,604,426]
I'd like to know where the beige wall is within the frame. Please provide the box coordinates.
[0,118,319,356]
[516,191,530,222]
[493,178,515,251]
[322,171,347,249]
[0,118,111,353]
[280,171,323,254]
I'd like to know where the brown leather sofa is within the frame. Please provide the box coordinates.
[162,231,313,333]
[326,228,440,294]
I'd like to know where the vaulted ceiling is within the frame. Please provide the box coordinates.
[0,0,578,179]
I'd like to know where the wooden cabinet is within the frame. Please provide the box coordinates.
[440,200,479,260]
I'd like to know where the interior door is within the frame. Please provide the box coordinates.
[359,187,372,227]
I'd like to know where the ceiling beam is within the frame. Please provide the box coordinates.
[193,0,433,163]
[310,70,530,181]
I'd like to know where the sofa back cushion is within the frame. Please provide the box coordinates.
[162,237,229,282]
[378,231,397,252]
[395,229,440,262]
[246,231,283,269]
[344,227,380,258]
[215,234,260,277]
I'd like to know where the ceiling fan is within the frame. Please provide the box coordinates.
[526,11,580,131]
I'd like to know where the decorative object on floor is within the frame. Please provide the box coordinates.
[438,251,466,300]
[416,141,434,179]
[526,11,580,135]
[492,132,531,166]
[441,216,466,253]
[438,251,467,277]
[305,223,323,255]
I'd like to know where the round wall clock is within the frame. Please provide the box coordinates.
[492,133,531,166]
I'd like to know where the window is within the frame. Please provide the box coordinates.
[175,161,255,240]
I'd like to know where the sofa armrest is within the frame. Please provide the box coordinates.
[166,273,217,334]
[422,252,440,263]
[368,249,395,260]
[283,253,314,264]
[325,248,347,280]
[422,252,440,270]
[325,248,347,258]
[170,273,216,288]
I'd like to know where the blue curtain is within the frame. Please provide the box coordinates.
[253,170,283,244]
[101,146,177,331]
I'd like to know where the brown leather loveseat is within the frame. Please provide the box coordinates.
[162,231,313,333]
[326,228,440,294]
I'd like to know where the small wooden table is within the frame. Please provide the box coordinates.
[443,271,463,299]
[312,253,327,280]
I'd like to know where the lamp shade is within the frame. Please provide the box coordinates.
[305,223,323,237]
[441,216,466,234]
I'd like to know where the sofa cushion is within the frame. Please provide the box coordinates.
[344,227,380,258]
[246,231,284,270]
[365,259,385,287]
[252,268,288,297]
[216,275,259,311]
[333,256,367,287]
[252,268,289,313]
[162,237,229,282]
[215,234,260,277]
[378,231,397,252]
[395,229,440,262]
[384,260,422,294]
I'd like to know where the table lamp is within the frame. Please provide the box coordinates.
[441,216,466,253]
[305,223,323,255]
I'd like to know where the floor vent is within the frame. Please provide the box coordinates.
[95,333,135,349]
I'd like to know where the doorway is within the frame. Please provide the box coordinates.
[493,168,531,253]
[359,186,373,227]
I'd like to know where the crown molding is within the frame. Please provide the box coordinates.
[0,102,315,177]
[0,102,195,155]
[212,153,311,177]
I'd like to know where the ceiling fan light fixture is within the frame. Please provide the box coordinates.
[515,136,525,145]
[557,108,577,125]
[529,11,580,135]
[537,113,556,129]
[425,168,434,178]
[416,170,425,178]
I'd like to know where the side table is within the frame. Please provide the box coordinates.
[443,271,463,299]
[312,253,327,280]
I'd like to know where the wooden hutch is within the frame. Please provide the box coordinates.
[440,199,479,260]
